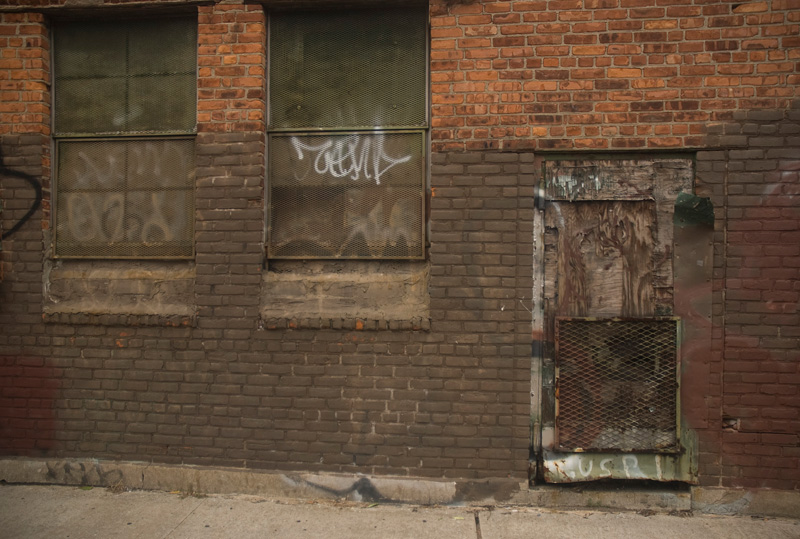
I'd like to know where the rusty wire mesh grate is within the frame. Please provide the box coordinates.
[53,18,197,136]
[555,318,680,453]
[268,8,427,260]
[53,17,196,259]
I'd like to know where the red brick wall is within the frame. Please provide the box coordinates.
[0,12,49,135]
[0,11,50,225]
[197,3,266,134]
[429,0,800,151]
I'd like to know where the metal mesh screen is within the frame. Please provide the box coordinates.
[555,318,680,453]
[54,18,197,136]
[55,139,195,258]
[270,8,427,130]
[268,132,424,259]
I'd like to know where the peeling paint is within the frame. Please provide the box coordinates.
[542,451,686,483]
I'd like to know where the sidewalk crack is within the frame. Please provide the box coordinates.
[474,511,483,539]
[161,497,205,539]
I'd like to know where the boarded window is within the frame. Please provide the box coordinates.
[267,8,427,260]
[53,17,196,258]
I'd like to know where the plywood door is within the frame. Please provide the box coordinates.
[544,200,656,320]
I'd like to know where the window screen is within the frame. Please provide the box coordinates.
[268,8,427,260]
[55,138,194,258]
[269,132,425,258]
[270,8,427,130]
[53,17,196,258]
[54,18,197,136]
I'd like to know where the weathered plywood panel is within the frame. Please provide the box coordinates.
[543,158,694,317]
[545,159,692,202]
[546,160,657,201]
[545,201,655,318]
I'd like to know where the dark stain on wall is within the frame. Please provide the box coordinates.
[0,356,59,455]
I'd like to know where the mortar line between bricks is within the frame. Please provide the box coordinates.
[161,496,206,539]
[721,148,730,472]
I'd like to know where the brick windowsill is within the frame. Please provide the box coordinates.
[260,317,431,332]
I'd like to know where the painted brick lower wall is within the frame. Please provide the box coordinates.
[2,128,799,487]
[699,101,800,490]
[1,135,533,479]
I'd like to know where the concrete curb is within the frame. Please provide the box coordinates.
[0,458,461,505]
[692,487,800,519]
[1,458,798,519]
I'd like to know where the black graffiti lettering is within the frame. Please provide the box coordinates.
[0,147,43,240]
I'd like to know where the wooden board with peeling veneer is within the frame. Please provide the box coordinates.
[545,200,656,319]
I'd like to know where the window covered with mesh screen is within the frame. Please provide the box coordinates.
[53,17,196,258]
[268,8,427,260]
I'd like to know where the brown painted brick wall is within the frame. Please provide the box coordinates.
[697,103,800,489]
[0,1,533,482]
[1,0,799,489]
[0,12,51,455]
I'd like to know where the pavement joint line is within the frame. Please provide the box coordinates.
[474,511,483,539]
[161,494,205,539]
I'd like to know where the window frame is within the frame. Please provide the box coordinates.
[51,15,198,260]
[265,6,430,261]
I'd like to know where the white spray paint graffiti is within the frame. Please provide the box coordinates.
[622,455,645,479]
[64,191,188,244]
[342,195,416,254]
[551,454,647,480]
[290,134,411,185]
[65,192,124,242]
[60,140,193,245]
[72,151,125,189]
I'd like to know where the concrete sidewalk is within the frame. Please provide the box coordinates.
[2,484,799,539]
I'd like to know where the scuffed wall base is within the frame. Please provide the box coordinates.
[14,458,798,518]
[0,457,478,506]
[691,487,800,519]
[0,457,686,511]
